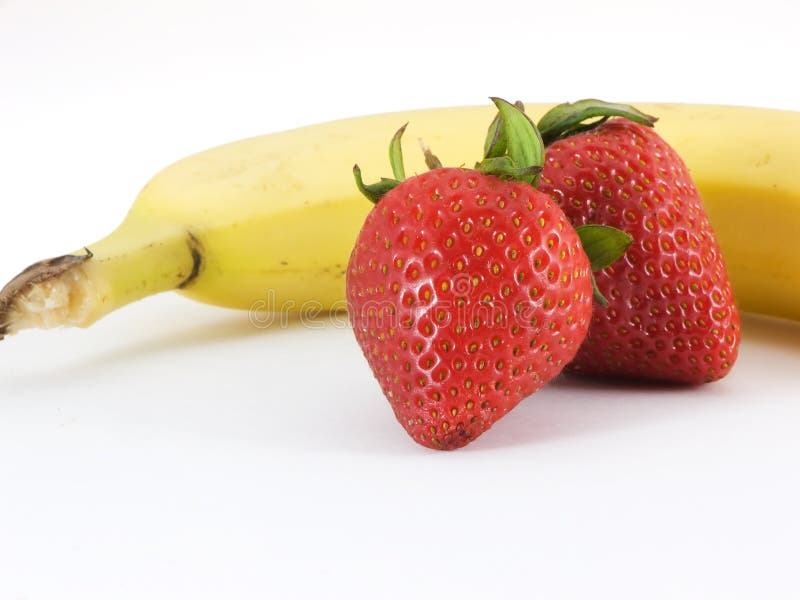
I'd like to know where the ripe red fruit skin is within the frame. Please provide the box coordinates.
[539,119,740,383]
[347,167,593,449]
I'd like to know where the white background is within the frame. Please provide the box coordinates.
[1,1,799,598]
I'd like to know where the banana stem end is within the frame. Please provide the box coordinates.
[0,251,94,340]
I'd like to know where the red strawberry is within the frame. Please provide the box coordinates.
[535,100,741,383]
[346,99,630,449]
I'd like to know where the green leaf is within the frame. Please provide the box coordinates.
[483,111,506,158]
[488,97,544,184]
[558,116,610,138]
[477,156,542,181]
[483,100,526,159]
[389,123,408,181]
[353,164,401,204]
[538,99,658,146]
[575,224,633,272]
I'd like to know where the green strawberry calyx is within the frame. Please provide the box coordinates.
[536,99,658,146]
[352,123,409,203]
[476,97,544,185]
[352,97,633,306]
[354,97,544,203]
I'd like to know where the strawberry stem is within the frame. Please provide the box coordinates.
[418,139,443,170]
[589,273,609,307]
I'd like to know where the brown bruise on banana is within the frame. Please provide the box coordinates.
[177,232,203,289]
[0,251,93,340]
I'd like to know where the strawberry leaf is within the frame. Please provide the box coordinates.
[478,98,544,185]
[483,100,526,159]
[353,165,400,204]
[354,123,409,203]
[576,224,632,307]
[490,97,543,184]
[477,156,542,181]
[483,111,505,159]
[389,123,408,181]
[576,224,633,272]
[538,99,658,146]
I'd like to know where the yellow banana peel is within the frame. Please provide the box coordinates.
[1,102,798,339]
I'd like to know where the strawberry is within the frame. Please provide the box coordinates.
[346,99,631,449]
[534,100,741,383]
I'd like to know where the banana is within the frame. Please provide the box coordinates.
[1,103,798,339]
